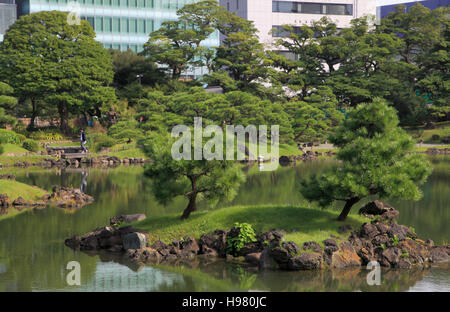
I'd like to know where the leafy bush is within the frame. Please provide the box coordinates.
[22,139,39,152]
[431,134,440,141]
[89,133,116,152]
[28,129,64,141]
[227,222,257,256]
[0,129,24,144]
[0,145,4,155]
[108,120,144,143]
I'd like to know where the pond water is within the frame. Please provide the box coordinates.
[0,156,448,292]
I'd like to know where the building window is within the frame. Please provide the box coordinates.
[95,17,103,31]
[273,1,353,16]
[113,17,121,32]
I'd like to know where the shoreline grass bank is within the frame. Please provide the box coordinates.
[0,179,48,202]
[131,205,369,247]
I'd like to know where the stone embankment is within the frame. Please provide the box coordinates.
[421,148,450,155]
[0,186,93,210]
[65,201,449,271]
[7,155,150,168]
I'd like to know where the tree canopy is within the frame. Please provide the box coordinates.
[300,98,432,221]
[0,11,116,133]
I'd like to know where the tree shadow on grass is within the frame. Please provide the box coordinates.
[134,205,364,238]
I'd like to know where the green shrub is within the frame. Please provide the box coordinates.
[431,134,440,141]
[0,145,4,155]
[89,133,116,152]
[0,129,23,144]
[28,129,64,141]
[226,222,257,256]
[108,120,144,143]
[22,139,39,152]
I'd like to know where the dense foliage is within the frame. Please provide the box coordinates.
[300,98,432,221]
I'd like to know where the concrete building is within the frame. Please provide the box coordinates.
[376,0,449,19]
[0,0,17,41]
[220,0,377,47]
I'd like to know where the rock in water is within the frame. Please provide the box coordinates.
[110,214,146,225]
[123,232,147,250]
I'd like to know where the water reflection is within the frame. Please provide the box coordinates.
[0,156,448,291]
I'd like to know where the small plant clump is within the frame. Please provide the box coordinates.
[227,222,257,256]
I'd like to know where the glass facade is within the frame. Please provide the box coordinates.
[272,1,353,15]
[20,0,219,55]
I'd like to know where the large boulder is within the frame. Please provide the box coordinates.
[258,247,279,270]
[257,229,286,248]
[270,241,301,269]
[330,242,361,268]
[180,236,199,257]
[359,200,399,221]
[245,253,261,266]
[0,194,10,207]
[12,197,30,207]
[379,247,402,267]
[303,241,322,253]
[123,232,147,250]
[198,229,228,257]
[288,253,322,270]
[49,186,94,208]
[429,246,450,263]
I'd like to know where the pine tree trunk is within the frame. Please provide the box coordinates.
[28,99,38,130]
[181,193,197,220]
[337,197,360,221]
[181,176,198,220]
[58,103,70,135]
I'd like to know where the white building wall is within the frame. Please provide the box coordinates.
[221,0,377,48]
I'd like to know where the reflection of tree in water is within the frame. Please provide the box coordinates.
[80,252,434,292]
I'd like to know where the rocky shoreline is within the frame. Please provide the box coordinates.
[0,185,93,211]
[64,201,449,271]
[0,155,150,169]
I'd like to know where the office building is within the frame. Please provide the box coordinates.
[220,0,377,46]
[0,0,17,42]
[376,0,449,19]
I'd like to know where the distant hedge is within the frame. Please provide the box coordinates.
[22,139,39,152]
[0,129,25,145]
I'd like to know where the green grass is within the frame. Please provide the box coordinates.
[131,205,368,247]
[0,179,48,202]
[413,144,450,152]
[1,143,29,155]
[406,121,450,144]
[0,154,56,166]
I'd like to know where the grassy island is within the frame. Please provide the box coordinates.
[131,205,368,247]
[0,179,48,202]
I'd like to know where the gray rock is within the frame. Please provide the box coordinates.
[110,214,146,225]
[288,253,322,270]
[258,247,278,270]
[123,232,147,250]
[245,253,261,265]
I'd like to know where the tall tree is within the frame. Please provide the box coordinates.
[142,0,220,79]
[0,11,116,133]
[142,131,245,219]
[207,13,279,98]
[300,98,432,221]
[380,4,450,122]
[285,86,343,143]
[0,82,17,128]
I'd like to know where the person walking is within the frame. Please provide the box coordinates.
[80,129,87,153]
